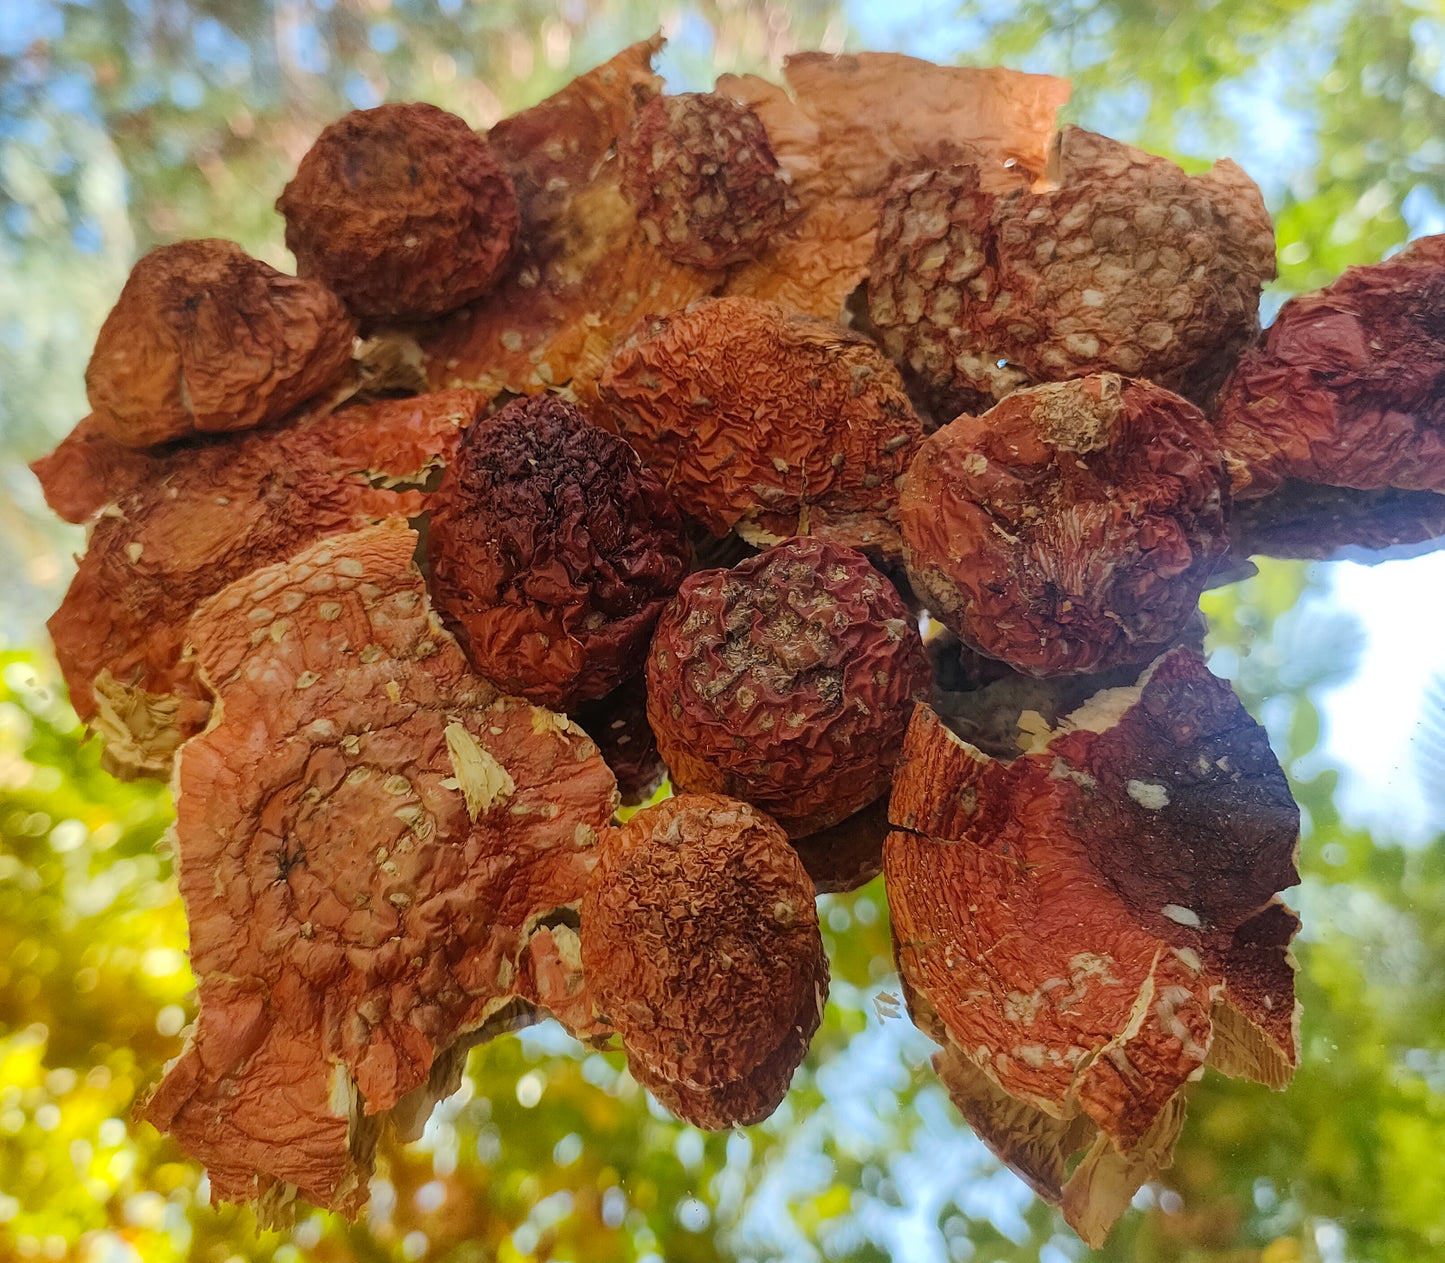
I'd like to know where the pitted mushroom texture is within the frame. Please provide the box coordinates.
[868,127,1276,418]
[143,521,617,1213]
[1215,234,1445,500]
[580,794,827,1129]
[646,537,931,837]
[277,102,520,320]
[426,394,689,710]
[84,238,357,448]
[619,92,799,269]
[884,648,1300,1246]
[598,296,923,553]
[901,374,1229,677]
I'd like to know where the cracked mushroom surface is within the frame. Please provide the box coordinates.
[868,127,1276,421]
[901,374,1229,677]
[143,520,617,1214]
[277,103,520,321]
[646,537,931,838]
[84,238,357,448]
[580,793,827,1129]
[1214,234,1445,501]
[43,389,483,776]
[885,647,1300,1246]
[599,296,923,554]
[425,393,690,710]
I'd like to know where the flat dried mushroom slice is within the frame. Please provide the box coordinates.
[599,296,922,553]
[580,793,827,1127]
[1215,234,1445,500]
[901,375,1229,677]
[46,390,484,776]
[717,54,1069,320]
[647,538,932,838]
[425,394,690,710]
[1229,480,1445,563]
[885,648,1300,1244]
[143,521,617,1213]
[277,103,520,321]
[416,38,719,399]
[869,127,1276,419]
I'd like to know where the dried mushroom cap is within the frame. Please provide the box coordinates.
[277,103,519,321]
[28,414,157,524]
[143,520,617,1213]
[901,374,1229,677]
[619,92,799,269]
[885,648,1300,1245]
[426,394,689,710]
[580,793,826,1127]
[573,676,668,808]
[46,389,483,776]
[868,127,1276,419]
[788,794,889,894]
[1215,234,1445,500]
[85,238,357,448]
[646,537,931,838]
[599,296,923,553]
[1230,480,1445,563]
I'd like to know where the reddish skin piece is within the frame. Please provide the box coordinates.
[618,92,799,269]
[868,127,1276,418]
[144,521,617,1214]
[84,238,357,448]
[646,538,931,838]
[1229,480,1445,563]
[46,390,483,775]
[426,394,689,710]
[789,794,890,894]
[580,794,827,1128]
[599,297,923,554]
[277,103,520,320]
[29,415,156,523]
[573,676,667,808]
[901,374,1229,677]
[1215,235,1445,499]
[885,648,1300,1245]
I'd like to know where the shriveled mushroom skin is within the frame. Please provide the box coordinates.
[45,389,482,777]
[868,127,1276,419]
[85,238,357,448]
[599,296,922,554]
[1230,480,1445,563]
[573,676,668,808]
[580,794,827,1128]
[619,92,798,268]
[1215,234,1445,500]
[426,394,689,710]
[646,537,931,838]
[885,648,1300,1246]
[143,521,617,1214]
[277,102,520,320]
[901,374,1229,677]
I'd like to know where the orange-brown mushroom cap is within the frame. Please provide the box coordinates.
[580,794,827,1128]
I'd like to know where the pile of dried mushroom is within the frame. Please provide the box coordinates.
[30,35,1445,1247]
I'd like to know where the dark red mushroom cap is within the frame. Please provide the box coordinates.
[277,102,520,320]
[646,537,932,837]
[426,393,689,710]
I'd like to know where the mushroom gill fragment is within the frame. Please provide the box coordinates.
[43,389,484,776]
[580,794,827,1129]
[885,648,1300,1246]
[143,520,618,1215]
[599,296,923,554]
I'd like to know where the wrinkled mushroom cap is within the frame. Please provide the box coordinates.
[85,238,357,448]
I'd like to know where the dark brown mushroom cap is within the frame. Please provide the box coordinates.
[45,390,483,776]
[84,238,357,448]
[277,102,520,320]
[646,537,932,837]
[598,296,922,553]
[573,676,668,808]
[900,374,1229,677]
[619,92,799,269]
[868,127,1276,417]
[1215,234,1445,500]
[1229,481,1445,563]
[144,521,617,1213]
[425,393,689,710]
[580,793,826,1102]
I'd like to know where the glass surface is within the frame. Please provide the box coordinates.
[2,2,1444,1261]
